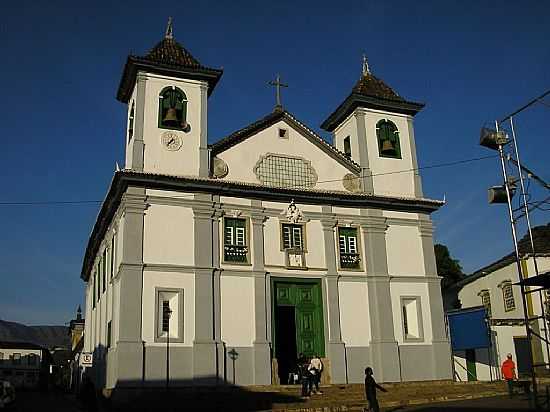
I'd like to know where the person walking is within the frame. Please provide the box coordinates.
[308,354,323,394]
[364,367,387,412]
[298,354,311,398]
[501,353,517,398]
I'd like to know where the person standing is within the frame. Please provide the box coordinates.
[298,354,311,398]
[501,353,517,398]
[308,354,323,394]
[364,367,387,412]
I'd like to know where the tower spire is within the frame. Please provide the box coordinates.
[165,17,174,40]
[362,54,370,76]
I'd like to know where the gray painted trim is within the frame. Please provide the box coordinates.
[354,112,374,193]
[406,118,423,198]
[130,75,146,171]
[154,287,184,343]
[400,295,425,342]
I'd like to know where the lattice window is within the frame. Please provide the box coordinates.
[224,218,248,263]
[254,154,317,188]
[479,290,492,317]
[338,227,360,269]
[501,281,516,312]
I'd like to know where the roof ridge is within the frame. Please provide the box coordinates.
[209,108,360,173]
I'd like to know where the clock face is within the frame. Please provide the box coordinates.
[161,131,183,151]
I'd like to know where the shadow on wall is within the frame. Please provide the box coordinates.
[83,344,303,412]
[95,377,303,412]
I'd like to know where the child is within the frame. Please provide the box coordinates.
[364,367,387,412]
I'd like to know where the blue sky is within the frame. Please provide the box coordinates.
[1,1,548,325]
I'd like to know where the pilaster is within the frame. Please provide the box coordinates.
[419,216,452,379]
[355,111,374,193]
[407,118,424,198]
[192,195,219,382]
[129,74,146,171]
[198,82,209,177]
[115,187,146,385]
[320,208,347,383]
[250,204,271,384]
[361,212,400,382]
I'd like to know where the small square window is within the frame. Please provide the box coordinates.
[278,128,288,139]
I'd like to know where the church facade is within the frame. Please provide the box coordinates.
[81,23,452,391]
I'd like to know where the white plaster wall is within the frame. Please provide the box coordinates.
[305,220,325,268]
[217,120,352,191]
[141,270,195,346]
[390,282,432,344]
[131,73,207,176]
[333,114,360,165]
[339,281,371,346]
[359,108,416,197]
[264,217,286,267]
[386,225,425,276]
[112,277,120,348]
[221,276,255,347]
[147,189,195,201]
[84,283,93,352]
[143,204,194,266]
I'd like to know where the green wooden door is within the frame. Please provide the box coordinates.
[272,279,325,358]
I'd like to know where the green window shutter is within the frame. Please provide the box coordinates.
[225,225,234,245]
[348,236,357,254]
[338,227,359,269]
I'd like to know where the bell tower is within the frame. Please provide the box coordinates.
[116,19,223,177]
[321,56,424,198]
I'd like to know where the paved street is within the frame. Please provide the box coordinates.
[10,390,82,412]
[395,394,539,411]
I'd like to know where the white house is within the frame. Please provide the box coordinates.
[455,223,550,381]
[80,21,452,397]
[0,341,43,388]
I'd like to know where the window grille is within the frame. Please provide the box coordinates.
[224,218,248,263]
[479,290,492,317]
[502,282,516,311]
[338,227,360,269]
[254,154,317,189]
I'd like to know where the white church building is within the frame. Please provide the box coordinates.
[81,22,452,392]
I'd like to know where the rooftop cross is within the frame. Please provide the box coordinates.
[268,74,288,109]
[362,54,370,76]
[165,17,174,39]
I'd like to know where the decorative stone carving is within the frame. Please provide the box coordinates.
[283,199,303,224]
[212,157,229,179]
[342,173,362,193]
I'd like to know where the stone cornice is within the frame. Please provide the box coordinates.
[80,171,441,280]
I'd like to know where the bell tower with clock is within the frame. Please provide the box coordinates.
[116,18,223,177]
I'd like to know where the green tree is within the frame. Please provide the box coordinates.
[434,243,464,289]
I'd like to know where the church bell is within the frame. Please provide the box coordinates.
[163,107,179,125]
[381,139,395,155]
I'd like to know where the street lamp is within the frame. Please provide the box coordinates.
[163,304,172,391]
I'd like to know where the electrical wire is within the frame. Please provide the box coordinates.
[0,154,498,206]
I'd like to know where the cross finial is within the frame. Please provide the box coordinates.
[362,54,370,76]
[268,74,288,109]
[165,17,174,39]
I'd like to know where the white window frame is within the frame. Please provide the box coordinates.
[400,296,424,342]
[499,281,516,312]
[154,288,184,343]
